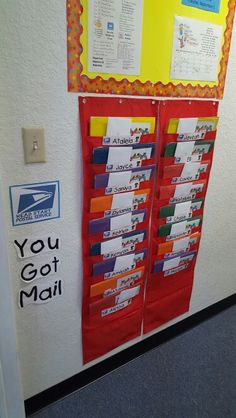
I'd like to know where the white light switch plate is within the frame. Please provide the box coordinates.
[22,128,46,163]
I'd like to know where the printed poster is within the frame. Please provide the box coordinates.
[88,0,144,75]
[170,16,222,81]
[9,181,60,226]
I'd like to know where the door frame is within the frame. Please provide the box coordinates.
[0,184,25,418]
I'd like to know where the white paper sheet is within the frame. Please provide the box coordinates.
[163,257,181,271]
[19,279,63,307]
[101,237,123,255]
[107,146,133,164]
[174,183,193,198]
[181,163,201,179]
[110,213,132,230]
[170,220,188,235]
[130,168,152,183]
[122,232,145,246]
[116,285,140,304]
[108,171,132,187]
[173,237,190,252]
[132,212,145,224]
[114,253,135,271]
[14,234,60,259]
[175,142,195,159]
[177,118,198,134]
[111,192,134,210]
[20,257,61,283]
[171,16,222,81]
[106,118,132,136]
[174,201,192,217]
[88,0,144,75]
[116,270,142,287]
[107,146,152,165]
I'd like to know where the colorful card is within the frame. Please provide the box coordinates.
[90,267,145,298]
[92,250,147,278]
[159,181,206,203]
[89,209,147,236]
[153,250,197,274]
[90,189,150,215]
[166,117,219,134]
[157,232,201,257]
[163,162,209,183]
[93,144,155,171]
[164,141,214,160]
[90,116,156,137]
[158,215,202,239]
[159,198,204,223]
[90,230,146,257]
[94,166,154,191]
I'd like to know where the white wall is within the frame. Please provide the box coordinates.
[0,1,235,399]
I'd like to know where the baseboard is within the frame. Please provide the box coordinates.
[25,293,236,416]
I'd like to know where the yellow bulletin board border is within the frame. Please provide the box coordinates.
[67,0,236,99]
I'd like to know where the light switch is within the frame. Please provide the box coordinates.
[22,128,46,163]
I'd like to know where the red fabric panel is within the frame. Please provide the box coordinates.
[144,285,193,334]
[144,100,219,334]
[79,97,219,358]
[79,97,158,364]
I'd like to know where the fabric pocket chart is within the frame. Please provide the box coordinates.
[79,97,219,362]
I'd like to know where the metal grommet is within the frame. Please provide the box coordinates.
[118,99,123,104]
[82,98,87,104]
[213,101,216,105]
[152,100,155,105]
[189,101,192,105]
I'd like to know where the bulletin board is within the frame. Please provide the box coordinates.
[67,0,236,98]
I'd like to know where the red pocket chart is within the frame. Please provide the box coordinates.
[144,100,219,335]
[79,96,158,363]
[79,97,219,357]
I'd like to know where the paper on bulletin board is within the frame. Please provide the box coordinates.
[67,0,236,97]
[182,0,221,13]
[88,0,143,75]
[171,16,222,81]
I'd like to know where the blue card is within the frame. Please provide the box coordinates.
[182,0,221,13]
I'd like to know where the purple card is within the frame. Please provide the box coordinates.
[94,165,155,189]
[153,250,197,273]
[93,249,147,276]
[89,209,147,235]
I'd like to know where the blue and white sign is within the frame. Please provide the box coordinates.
[182,0,221,13]
[9,181,60,226]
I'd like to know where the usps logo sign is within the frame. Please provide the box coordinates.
[9,181,60,226]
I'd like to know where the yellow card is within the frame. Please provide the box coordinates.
[90,117,156,137]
